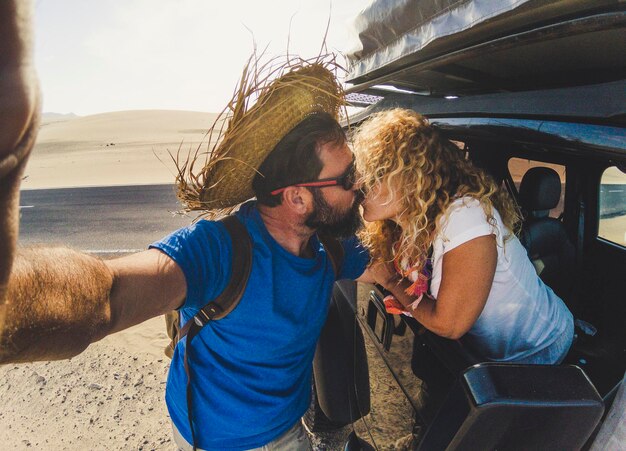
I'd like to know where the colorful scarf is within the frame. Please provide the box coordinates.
[383,248,432,316]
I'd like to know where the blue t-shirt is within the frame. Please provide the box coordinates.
[150,201,368,450]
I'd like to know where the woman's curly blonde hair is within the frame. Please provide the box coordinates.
[353,108,521,270]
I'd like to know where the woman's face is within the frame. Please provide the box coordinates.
[361,180,404,222]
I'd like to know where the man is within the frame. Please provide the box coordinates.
[0,2,368,450]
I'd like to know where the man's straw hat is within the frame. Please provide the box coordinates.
[175,54,345,214]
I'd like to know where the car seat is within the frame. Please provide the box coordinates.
[516,168,624,395]
[518,167,575,302]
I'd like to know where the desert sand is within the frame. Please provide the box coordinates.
[0,317,174,450]
[21,110,220,190]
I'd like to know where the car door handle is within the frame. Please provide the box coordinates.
[367,289,394,351]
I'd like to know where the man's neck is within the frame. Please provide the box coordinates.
[257,204,315,258]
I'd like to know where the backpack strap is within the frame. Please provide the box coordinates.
[178,215,253,340]
[182,215,252,450]
[318,232,344,279]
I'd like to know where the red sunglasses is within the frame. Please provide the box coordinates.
[270,162,356,196]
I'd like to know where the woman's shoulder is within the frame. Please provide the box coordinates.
[436,196,499,248]
[449,195,482,209]
[443,196,488,225]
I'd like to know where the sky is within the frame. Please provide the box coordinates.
[34,0,367,115]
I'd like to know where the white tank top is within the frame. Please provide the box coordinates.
[429,197,573,361]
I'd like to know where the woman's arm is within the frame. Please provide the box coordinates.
[372,235,497,339]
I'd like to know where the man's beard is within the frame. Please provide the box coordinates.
[305,188,363,239]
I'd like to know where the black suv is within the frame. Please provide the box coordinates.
[309,1,626,449]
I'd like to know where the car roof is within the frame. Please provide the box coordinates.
[345,0,626,96]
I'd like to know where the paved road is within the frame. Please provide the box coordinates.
[19,184,194,252]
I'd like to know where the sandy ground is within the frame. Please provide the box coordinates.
[0,317,174,450]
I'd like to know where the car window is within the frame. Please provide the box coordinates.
[598,166,626,247]
[508,158,566,218]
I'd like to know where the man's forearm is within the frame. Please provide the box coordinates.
[0,247,114,363]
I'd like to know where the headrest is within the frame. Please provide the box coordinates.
[519,167,561,216]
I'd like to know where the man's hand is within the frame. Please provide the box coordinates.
[0,0,39,170]
[365,260,400,289]
[0,0,40,334]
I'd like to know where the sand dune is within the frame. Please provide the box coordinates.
[24,110,221,189]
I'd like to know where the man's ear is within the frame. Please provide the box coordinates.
[281,186,313,215]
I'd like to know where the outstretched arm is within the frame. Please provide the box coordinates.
[0,0,40,335]
[0,1,188,364]
[1,248,186,363]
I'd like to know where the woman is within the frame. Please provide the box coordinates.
[354,109,573,364]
